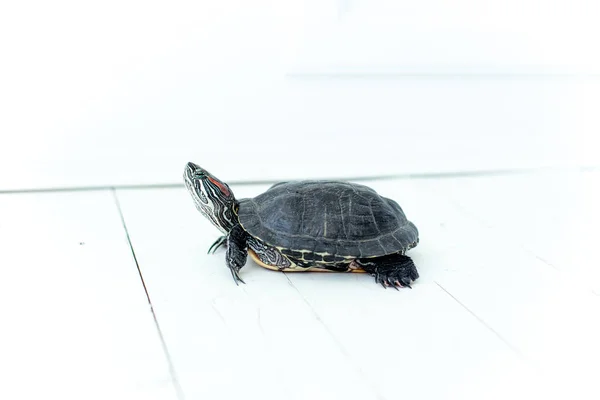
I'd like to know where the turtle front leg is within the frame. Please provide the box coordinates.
[208,235,227,254]
[225,224,249,285]
[352,253,419,289]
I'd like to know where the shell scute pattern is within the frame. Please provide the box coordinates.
[237,181,419,259]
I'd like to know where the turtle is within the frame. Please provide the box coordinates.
[183,162,420,289]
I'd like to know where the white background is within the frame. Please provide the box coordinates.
[1,0,599,188]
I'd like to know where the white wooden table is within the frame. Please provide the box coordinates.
[1,170,598,400]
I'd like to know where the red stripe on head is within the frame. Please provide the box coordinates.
[208,176,230,196]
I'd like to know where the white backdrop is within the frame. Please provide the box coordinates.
[1,0,598,190]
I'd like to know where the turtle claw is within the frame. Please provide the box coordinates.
[359,254,419,290]
[374,273,399,290]
[229,266,246,285]
[375,274,410,290]
[208,235,227,254]
[400,276,413,289]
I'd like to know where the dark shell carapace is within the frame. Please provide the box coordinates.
[237,181,419,259]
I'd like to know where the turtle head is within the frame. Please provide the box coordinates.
[184,162,237,233]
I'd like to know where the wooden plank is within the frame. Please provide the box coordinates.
[0,191,177,400]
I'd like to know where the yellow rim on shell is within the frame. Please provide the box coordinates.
[248,249,366,273]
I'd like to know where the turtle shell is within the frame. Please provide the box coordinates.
[237,181,418,260]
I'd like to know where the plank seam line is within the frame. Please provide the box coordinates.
[112,189,186,400]
[283,274,387,400]
[434,281,524,359]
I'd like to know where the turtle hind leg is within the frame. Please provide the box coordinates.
[353,253,419,289]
